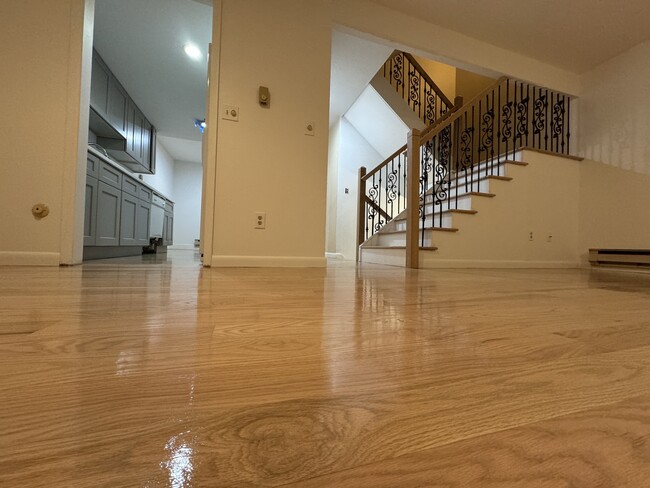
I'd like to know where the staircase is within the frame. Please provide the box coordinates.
[356,52,574,268]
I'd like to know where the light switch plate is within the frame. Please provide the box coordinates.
[223,105,239,122]
[305,122,315,136]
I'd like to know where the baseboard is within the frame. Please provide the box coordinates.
[420,258,580,269]
[0,252,60,266]
[210,255,327,268]
[325,252,345,260]
[169,245,197,250]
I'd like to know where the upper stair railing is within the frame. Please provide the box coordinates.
[382,51,454,126]
[405,76,573,267]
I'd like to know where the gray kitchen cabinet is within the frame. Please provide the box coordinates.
[107,78,129,137]
[84,176,99,246]
[87,153,100,178]
[96,181,122,246]
[98,160,123,190]
[90,49,156,175]
[119,192,139,246]
[163,201,174,246]
[90,51,110,119]
[136,199,151,246]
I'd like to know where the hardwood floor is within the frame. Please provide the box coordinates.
[1,252,650,487]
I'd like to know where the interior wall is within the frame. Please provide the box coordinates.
[578,159,650,264]
[336,118,384,260]
[172,161,202,248]
[209,0,331,267]
[331,0,580,96]
[0,0,89,265]
[326,119,342,253]
[412,55,456,101]
[579,39,650,176]
[141,141,175,199]
[455,68,495,102]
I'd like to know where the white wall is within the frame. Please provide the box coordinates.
[141,140,175,199]
[0,0,90,265]
[207,0,331,267]
[172,161,202,248]
[336,118,384,260]
[579,39,650,175]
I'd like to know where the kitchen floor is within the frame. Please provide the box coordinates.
[2,256,650,486]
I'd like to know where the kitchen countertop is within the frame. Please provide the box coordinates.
[87,145,174,203]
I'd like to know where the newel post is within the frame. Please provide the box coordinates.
[406,129,421,269]
[356,166,367,262]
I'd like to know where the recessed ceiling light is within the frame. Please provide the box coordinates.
[184,43,202,61]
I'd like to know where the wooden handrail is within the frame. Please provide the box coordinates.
[362,144,407,181]
[421,76,508,142]
[364,196,391,222]
[402,52,454,109]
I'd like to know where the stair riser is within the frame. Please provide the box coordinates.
[395,214,453,231]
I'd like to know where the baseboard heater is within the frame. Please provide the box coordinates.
[589,249,650,267]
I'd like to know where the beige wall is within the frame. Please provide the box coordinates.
[455,68,495,102]
[0,0,90,265]
[578,159,650,264]
[207,0,331,267]
[421,151,582,268]
[412,55,456,102]
[579,39,650,176]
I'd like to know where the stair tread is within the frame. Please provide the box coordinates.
[395,209,477,222]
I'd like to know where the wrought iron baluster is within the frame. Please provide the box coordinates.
[566,96,571,154]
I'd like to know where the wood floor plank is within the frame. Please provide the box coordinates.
[1,253,650,486]
[289,394,650,488]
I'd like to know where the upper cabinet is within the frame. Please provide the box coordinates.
[89,49,156,175]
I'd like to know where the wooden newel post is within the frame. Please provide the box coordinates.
[406,129,421,269]
[356,166,367,262]
[453,95,464,110]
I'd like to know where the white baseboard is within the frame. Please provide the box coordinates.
[210,255,326,268]
[325,252,345,260]
[168,245,197,250]
[0,252,60,266]
[420,258,581,269]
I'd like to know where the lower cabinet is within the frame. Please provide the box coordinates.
[84,176,99,246]
[136,200,151,246]
[96,181,122,246]
[84,151,171,259]
[119,192,139,246]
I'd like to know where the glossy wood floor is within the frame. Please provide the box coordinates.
[2,252,650,487]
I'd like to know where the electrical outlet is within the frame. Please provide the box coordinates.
[255,212,266,229]
[528,231,534,241]
[305,122,315,136]
[547,233,553,243]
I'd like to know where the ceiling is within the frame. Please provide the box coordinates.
[368,0,650,73]
[93,0,212,150]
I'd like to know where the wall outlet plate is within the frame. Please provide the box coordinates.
[305,122,315,136]
[255,212,266,229]
[223,105,239,122]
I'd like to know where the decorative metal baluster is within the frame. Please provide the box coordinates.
[526,84,530,148]
[566,96,571,155]
[502,81,512,161]
[497,83,502,165]
[478,98,483,179]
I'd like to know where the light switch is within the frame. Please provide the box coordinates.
[305,122,315,136]
[223,105,239,122]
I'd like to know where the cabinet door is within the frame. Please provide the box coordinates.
[87,153,100,178]
[96,182,122,246]
[141,119,152,172]
[84,176,99,246]
[163,212,174,246]
[119,192,138,246]
[136,200,151,246]
[90,51,110,118]
[108,79,129,137]
[127,102,146,165]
